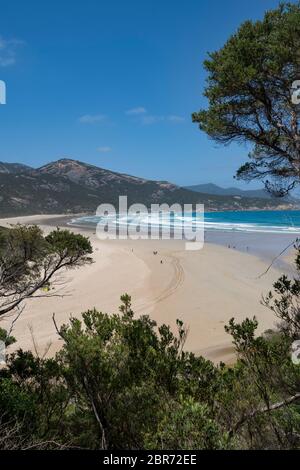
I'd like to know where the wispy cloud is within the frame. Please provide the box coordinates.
[141,114,185,125]
[125,106,185,125]
[0,36,24,67]
[125,106,147,115]
[167,115,185,123]
[97,146,112,153]
[141,115,164,125]
[78,114,106,124]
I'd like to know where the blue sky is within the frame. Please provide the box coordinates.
[0,0,283,187]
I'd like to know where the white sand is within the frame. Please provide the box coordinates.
[0,215,282,363]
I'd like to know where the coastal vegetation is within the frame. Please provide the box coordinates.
[0,245,300,449]
[0,224,93,320]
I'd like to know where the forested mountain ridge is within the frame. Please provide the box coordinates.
[0,158,298,216]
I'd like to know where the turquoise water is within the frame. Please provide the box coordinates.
[70,210,300,235]
[204,210,300,234]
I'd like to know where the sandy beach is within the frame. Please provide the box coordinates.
[0,214,289,363]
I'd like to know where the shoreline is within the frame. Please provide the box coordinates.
[0,213,293,364]
[19,212,296,272]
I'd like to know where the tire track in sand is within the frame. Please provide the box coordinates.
[135,253,185,313]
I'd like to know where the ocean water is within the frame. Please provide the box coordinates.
[70,210,300,235]
[69,210,300,269]
[204,210,300,234]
